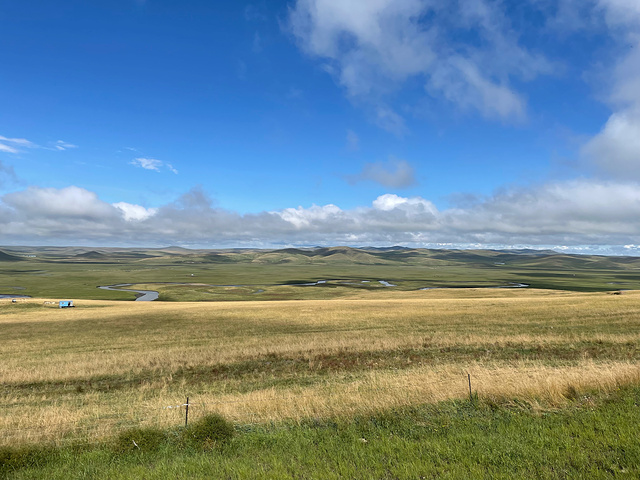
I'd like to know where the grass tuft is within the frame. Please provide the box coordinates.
[0,445,56,474]
[111,427,166,454]
[181,414,235,450]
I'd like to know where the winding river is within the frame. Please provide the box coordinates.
[419,283,530,290]
[98,284,159,301]
[97,280,529,302]
[0,286,32,299]
[97,279,397,302]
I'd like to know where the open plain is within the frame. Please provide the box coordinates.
[2,247,640,478]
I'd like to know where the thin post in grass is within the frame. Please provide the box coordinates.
[468,373,473,402]
[185,397,189,427]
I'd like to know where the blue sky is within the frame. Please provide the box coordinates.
[1,0,640,253]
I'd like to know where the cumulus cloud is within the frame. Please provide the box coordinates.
[277,203,343,228]
[288,0,552,127]
[131,157,178,174]
[576,0,640,178]
[372,193,435,213]
[598,0,640,26]
[443,180,640,243]
[0,186,164,242]
[3,186,119,221]
[347,158,417,188]
[112,202,158,221]
[583,111,640,177]
[2,181,640,248]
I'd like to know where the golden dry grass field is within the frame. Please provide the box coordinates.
[2,288,640,447]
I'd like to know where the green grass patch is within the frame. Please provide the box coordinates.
[3,384,640,479]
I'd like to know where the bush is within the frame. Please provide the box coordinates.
[112,427,166,453]
[182,414,234,449]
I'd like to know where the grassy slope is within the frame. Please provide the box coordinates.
[3,290,640,448]
[3,247,640,477]
[4,384,640,479]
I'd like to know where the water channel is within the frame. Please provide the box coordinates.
[97,280,529,302]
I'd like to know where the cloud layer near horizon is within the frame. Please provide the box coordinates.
[1,182,640,251]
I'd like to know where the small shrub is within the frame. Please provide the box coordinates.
[112,427,166,453]
[182,414,234,449]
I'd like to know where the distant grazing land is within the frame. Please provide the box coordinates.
[2,246,640,478]
[1,245,639,301]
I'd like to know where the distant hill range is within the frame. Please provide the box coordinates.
[1,245,640,271]
[0,250,23,262]
[74,250,107,260]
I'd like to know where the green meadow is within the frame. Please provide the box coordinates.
[2,246,640,478]
[4,384,640,479]
[2,245,640,301]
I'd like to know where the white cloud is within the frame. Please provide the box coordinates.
[347,158,417,188]
[288,0,551,127]
[443,180,640,240]
[0,136,34,147]
[2,186,117,220]
[577,0,640,178]
[131,157,178,174]
[0,135,36,154]
[0,135,78,154]
[3,180,639,248]
[277,203,343,228]
[112,202,158,222]
[583,110,640,177]
[372,193,436,213]
[598,0,640,26]
[0,143,18,154]
[53,140,78,151]
[427,57,526,120]
[131,158,162,171]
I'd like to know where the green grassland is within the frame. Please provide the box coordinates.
[4,385,640,479]
[3,246,640,478]
[2,246,640,301]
